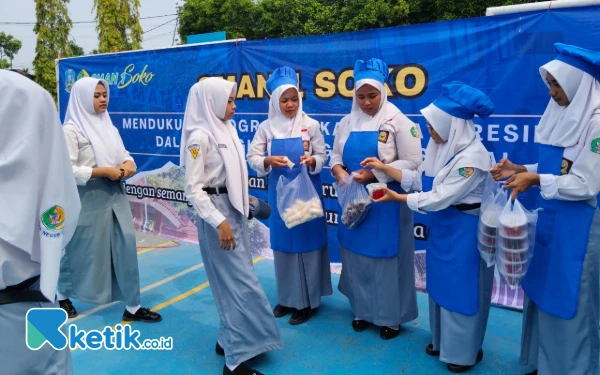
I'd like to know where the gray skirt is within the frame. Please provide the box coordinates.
[58,178,140,306]
[338,202,418,327]
[519,209,600,375]
[196,193,284,367]
[429,258,495,366]
[273,245,333,310]
[0,278,73,375]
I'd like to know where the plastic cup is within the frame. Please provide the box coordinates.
[366,183,387,200]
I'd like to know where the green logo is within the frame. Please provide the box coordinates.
[591,138,600,154]
[41,205,65,231]
[459,167,474,178]
[410,126,419,138]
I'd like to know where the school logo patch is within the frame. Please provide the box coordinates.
[592,138,600,154]
[410,126,420,138]
[378,130,390,143]
[188,144,200,159]
[459,167,474,178]
[561,158,573,175]
[303,140,310,152]
[41,206,65,231]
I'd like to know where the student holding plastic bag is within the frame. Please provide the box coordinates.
[366,82,495,372]
[329,58,422,340]
[491,43,600,375]
[247,67,332,326]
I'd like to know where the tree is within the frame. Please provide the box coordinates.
[33,0,72,102]
[69,40,85,56]
[0,32,23,69]
[94,0,143,53]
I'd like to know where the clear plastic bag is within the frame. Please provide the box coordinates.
[496,198,540,290]
[477,176,507,267]
[276,164,324,229]
[333,173,372,229]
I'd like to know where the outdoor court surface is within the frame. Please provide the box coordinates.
[67,232,529,375]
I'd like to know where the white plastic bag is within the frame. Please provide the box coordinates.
[333,173,372,229]
[496,198,539,290]
[477,176,506,267]
[276,164,324,229]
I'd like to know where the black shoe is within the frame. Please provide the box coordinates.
[447,349,484,373]
[59,299,78,318]
[273,304,295,318]
[222,363,264,375]
[525,371,537,375]
[289,307,317,325]
[351,319,369,332]
[425,343,440,356]
[216,342,224,355]
[380,326,400,340]
[122,307,162,323]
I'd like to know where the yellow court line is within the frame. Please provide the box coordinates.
[137,240,178,255]
[70,256,265,352]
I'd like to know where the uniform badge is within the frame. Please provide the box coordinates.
[303,140,310,152]
[188,144,200,159]
[41,205,65,231]
[561,158,573,175]
[592,138,600,154]
[410,126,420,138]
[378,130,389,143]
[459,167,474,178]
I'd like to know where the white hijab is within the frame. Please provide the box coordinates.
[347,79,400,134]
[64,77,127,167]
[268,84,305,138]
[0,70,81,300]
[536,60,600,150]
[421,103,490,179]
[179,77,249,217]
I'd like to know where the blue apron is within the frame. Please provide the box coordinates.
[338,131,402,258]
[268,137,327,253]
[522,144,596,320]
[422,170,481,316]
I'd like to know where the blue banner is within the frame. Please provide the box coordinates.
[57,6,600,285]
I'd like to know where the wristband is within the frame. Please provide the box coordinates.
[119,168,125,180]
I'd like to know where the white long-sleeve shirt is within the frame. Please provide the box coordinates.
[63,124,136,186]
[247,116,327,177]
[0,238,40,290]
[524,116,600,206]
[329,113,422,182]
[183,131,230,229]
[402,165,487,214]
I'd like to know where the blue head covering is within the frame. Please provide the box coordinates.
[431,81,494,120]
[266,66,298,94]
[354,58,389,84]
[554,43,600,81]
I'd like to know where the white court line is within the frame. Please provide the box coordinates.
[68,263,205,323]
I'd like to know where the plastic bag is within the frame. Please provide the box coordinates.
[333,173,372,229]
[496,198,540,290]
[276,164,324,229]
[477,176,507,267]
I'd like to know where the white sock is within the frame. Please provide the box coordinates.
[56,292,68,301]
[126,305,141,314]
[386,325,400,330]
[226,364,238,372]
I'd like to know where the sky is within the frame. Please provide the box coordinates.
[0,0,180,71]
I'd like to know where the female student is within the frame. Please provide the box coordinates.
[366,82,496,373]
[0,69,80,375]
[181,77,283,375]
[329,58,422,340]
[247,66,332,326]
[491,43,600,375]
[57,77,161,323]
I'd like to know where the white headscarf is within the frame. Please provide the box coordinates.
[421,104,490,180]
[64,77,127,167]
[268,84,305,139]
[179,77,249,217]
[536,60,600,149]
[347,79,400,133]
[0,70,81,300]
